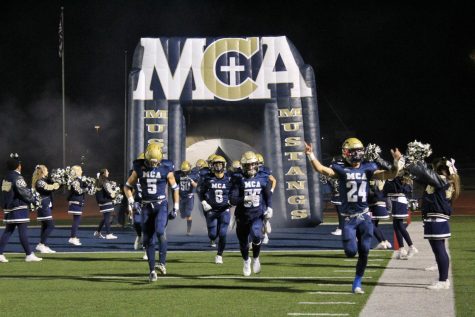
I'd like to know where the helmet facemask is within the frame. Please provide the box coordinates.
[243,162,258,177]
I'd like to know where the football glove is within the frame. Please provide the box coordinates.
[132,202,142,215]
[168,209,177,220]
[201,200,212,212]
[264,207,273,219]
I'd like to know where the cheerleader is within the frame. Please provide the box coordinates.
[405,157,460,290]
[0,154,42,262]
[369,179,392,249]
[384,173,418,259]
[67,165,87,246]
[32,165,60,253]
[94,169,118,239]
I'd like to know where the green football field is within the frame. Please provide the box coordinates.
[0,250,392,317]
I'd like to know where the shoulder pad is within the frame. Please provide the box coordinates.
[160,159,175,172]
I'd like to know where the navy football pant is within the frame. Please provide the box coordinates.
[236,216,263,260]
[206,210,230,256]
[0,223,32,255]
[40,220,55,244]
[342,213,373,277]
[429,239,449,281]
[142,202,168,272]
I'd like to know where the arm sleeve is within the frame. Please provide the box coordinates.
[229,179,243,206]
[406,162,447,188]
[263,181,272,209]
[16,177,35,204]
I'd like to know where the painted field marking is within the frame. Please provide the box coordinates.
[298,302,355,305]
[343,259,384,262]
[308,291,353,295]
[334,269,376,273]
[84,275,372,280]
[288,313,349,316]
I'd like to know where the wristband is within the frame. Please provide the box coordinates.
[127,196,134,204]
[307,153,316,161]
[174,203,179,210]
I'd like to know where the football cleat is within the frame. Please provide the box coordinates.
[25,253,43,262]
[68,237,82,246]
[331,228,342,236]
[149,270,158,282]
[252,257,261,274]
[352,275,364,294]
[243,259,251,276]
[215,255,223,264]
[0,254,9,263]
[93,231,105,239]
[210,240,217,248]
[262,234,269,245]
[44,246,56,253]
[134,236,141,250]
[156,263,167,275]
[142,252,148,260]
[427,280,450,290]
[105,233,118,240]
[407,246,419,258]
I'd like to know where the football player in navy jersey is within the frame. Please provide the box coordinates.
[256,153,276,245]
[32,164,60,254]
[305,138,401,294]
[67,165,88,246]
[0,154,43,263]
[197,155,216,246]
[404,156,460,290]
[124,143,179,282]
[199,155,233,264]
[384,172,418,259]
[175,160,198,235]
[94,169,118,240]
[230,151,273,276]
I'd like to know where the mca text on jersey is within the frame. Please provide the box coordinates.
[132,37,312,101]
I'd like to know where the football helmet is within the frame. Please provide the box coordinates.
[212,155,226,173]
[180,161,192,173]
[145,143,163,167]
[256,153,264,166]
[241,151,259,177]
[341,137,365,164]
[195,159,207,169]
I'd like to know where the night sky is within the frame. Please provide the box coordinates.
[1,1,474,182]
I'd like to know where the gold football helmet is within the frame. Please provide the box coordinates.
[241,151,258,177]
[212,155,226,173]
[145,143,163,167]
[341,137,365,164]
[136,152,145,160]
[195,159,207,169]
[256,153,264,166]
[181,161,192,172]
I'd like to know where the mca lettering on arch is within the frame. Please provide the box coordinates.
[132,37,312,101]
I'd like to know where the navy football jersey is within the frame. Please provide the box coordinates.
[200,172,232,210]
[174,170,198,198]
[231,172,272,219]
[133,159,174,202]
[331,161,378,215]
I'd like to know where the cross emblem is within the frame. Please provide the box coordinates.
[220,57,245,86]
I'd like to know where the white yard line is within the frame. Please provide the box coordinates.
[299,302,355,305]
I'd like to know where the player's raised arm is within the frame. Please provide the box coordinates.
[304,142,335,177]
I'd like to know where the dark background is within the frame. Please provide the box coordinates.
[1,0,474,184]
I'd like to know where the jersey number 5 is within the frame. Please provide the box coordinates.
[346,180,367,202]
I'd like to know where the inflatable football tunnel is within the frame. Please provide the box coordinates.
[127,36,323,227]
